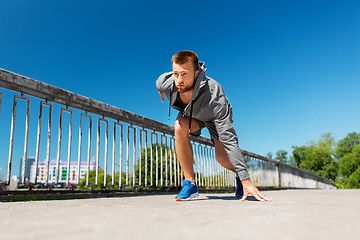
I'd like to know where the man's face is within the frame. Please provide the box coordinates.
[172,61,199,93]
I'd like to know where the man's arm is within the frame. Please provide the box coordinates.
[156,72,173,102]
[213,102,249,180]
[213,99,271,202]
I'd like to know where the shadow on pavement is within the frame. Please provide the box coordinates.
[205,195,259,201]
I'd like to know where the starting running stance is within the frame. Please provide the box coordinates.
[156,50,271,202]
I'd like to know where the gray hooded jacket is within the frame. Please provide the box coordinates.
[156,62,250,180]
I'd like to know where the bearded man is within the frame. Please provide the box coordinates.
[156,50,270,202]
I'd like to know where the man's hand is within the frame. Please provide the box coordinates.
[240,178,271,202]
[159,91,165,102]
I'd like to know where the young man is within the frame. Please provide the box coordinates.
[156,51,271,202]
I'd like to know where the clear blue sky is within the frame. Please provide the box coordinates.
[1,0,359,177]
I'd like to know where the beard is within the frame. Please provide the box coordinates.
[177,84,194,93]
[176,79,196,93]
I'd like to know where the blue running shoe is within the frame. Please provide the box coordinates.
[175,180,199,201]
[235,176,244,198]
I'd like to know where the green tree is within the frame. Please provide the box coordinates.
[266,152,273,159]
[336,132,360,159]
[275,150,288,163]
[291,133,338,181]
[78,168,125,190]
[135,144,178,187]
[338,143,360,189]
[290,146,306,168]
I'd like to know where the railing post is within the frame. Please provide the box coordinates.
[277,161,281,189]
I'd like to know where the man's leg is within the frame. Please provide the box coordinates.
[174,113,200,183]
[214,139,236,172]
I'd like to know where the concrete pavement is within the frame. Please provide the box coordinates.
[1,189,359,240]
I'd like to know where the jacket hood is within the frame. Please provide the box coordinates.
[192,61,207,100]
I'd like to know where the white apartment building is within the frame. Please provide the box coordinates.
[30,161,96,185]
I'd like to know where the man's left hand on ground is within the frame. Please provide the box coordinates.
[240,179,272,202]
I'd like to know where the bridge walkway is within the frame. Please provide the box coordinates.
[1,189,359,240]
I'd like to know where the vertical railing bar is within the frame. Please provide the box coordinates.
[221,165,225,187]
[165,135,169,186]
[126,125,136,188]
[209,147,212,187]
[177,148,180,186]
[103,118,109,187]
[277,162,281,189]
[131,127,136,187]
[207,147,210,187]
[204,147,209,187]
[85,114,92,187]
[213,150,218,187]
[151,132,158,187]
[159,135,164,187]
[211,148,216,187]
[65,108,73,186]
[138,129,143,187]
[95,118,100,186]
[196,144,200,187]
[55,108,63,184]
[210,147,214,187]
[34,101,52,184]
[175,147,182,186]
[44,102,53,186]
[203,146,207,187]
[115,122,123,188]
[144,130,148,187]
[34,101,43,184]
[170,137,175,187]
[150,132,154,187]
[202,145,205,187]
[225,169,228,187]
[172,138,178,187]
[19,96,31,185]
[77,113,83,185]
[161,134,168,186]
[126,126,130,186]
[192,142,198,186]
[112,122,116,186]
[6,95,30,185]
[211,148,215,187]
[198,145,203,187]
[228,169,231,187]
[140,129,147,187]
[155,133,159,187]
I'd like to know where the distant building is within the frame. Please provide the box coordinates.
[19,157,35,182]
[30,161,96,185]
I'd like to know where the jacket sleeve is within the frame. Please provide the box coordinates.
[212,99,250,180]
[156,72,173,101]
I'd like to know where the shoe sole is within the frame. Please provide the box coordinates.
[176,192,199,201]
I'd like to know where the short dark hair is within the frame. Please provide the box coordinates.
[171,50,198,71]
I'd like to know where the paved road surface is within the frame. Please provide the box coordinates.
[1,189,359,240]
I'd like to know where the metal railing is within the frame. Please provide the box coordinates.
[0,68,336,192]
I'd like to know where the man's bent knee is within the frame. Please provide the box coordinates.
[174,114,200,135]
[174,115,189,136]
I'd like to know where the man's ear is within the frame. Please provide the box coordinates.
[195,70,199,79]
